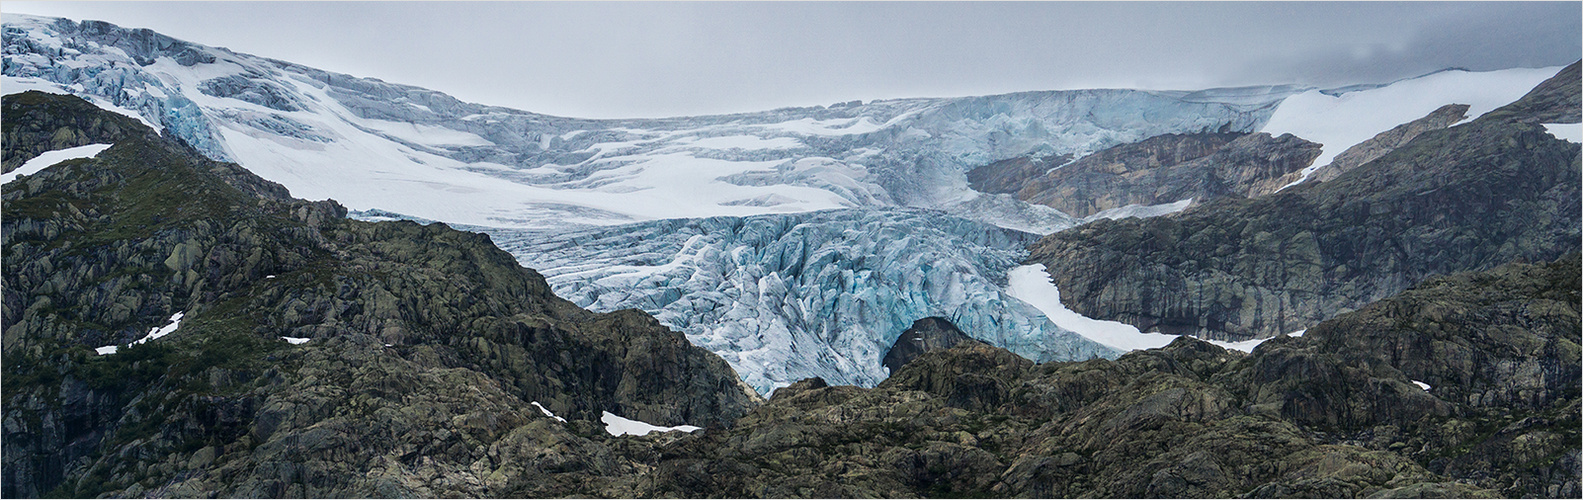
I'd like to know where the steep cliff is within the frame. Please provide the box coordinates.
[1026,63,1581,340]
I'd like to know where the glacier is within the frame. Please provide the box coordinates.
[1,14,1295,234]
[6,14,1560,395]
[390,208,1120,394]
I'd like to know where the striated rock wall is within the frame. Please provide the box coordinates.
[976,129,1320,219]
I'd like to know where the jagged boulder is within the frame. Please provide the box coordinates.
[880,317,986,376]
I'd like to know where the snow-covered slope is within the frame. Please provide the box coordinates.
[1262,67,1564,186]
[3,14,1293,233]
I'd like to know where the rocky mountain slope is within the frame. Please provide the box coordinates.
[1027,62,1582,341]
[624,254,1579,497]
[1,92,757,497]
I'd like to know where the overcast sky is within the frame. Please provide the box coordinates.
[4,1,1579,119]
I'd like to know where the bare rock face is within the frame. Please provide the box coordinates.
[973,130,1319,219]
[1016,132,1244,217]
[967,153,1073,195]
[1026,65,1582,341]
[881,317,984,376]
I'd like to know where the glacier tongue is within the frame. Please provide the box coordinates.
[463,208,1120,394]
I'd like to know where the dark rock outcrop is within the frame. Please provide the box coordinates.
[967,153,1072,195]
[2,92,757,497]
[1,90,149,172]
[973,130,1319,218]
[881,317,985,376]
[1027,65,1582,340]
[633,255,1578,498]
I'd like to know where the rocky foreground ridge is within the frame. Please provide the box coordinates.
[1,91,757,497]
[1028,62,1582,341]
[638,254,1578,497]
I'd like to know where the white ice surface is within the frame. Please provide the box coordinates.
[280,337,311,345]
[1263,66,1564,187]
[2,75,71,95]
[601,411,700,436]
[1008,265,1296,353]
[1543,123,1582,143]
[359,119,494,147]
[2,144,112,184]
[531,402,566,422]
[680,135,803,150]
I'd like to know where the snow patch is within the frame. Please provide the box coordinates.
[1412,380,1432,391]
[280,337,311,345]
[134,312,184,345]
[1543,123,1581,143]
[96,312,184,355]
[2,144,113,184]
[1263,66,1563,187]
[531,402,566,422]
[601,411,700,436]
[1007,265,1294,353]
[1007,265,1179,351]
